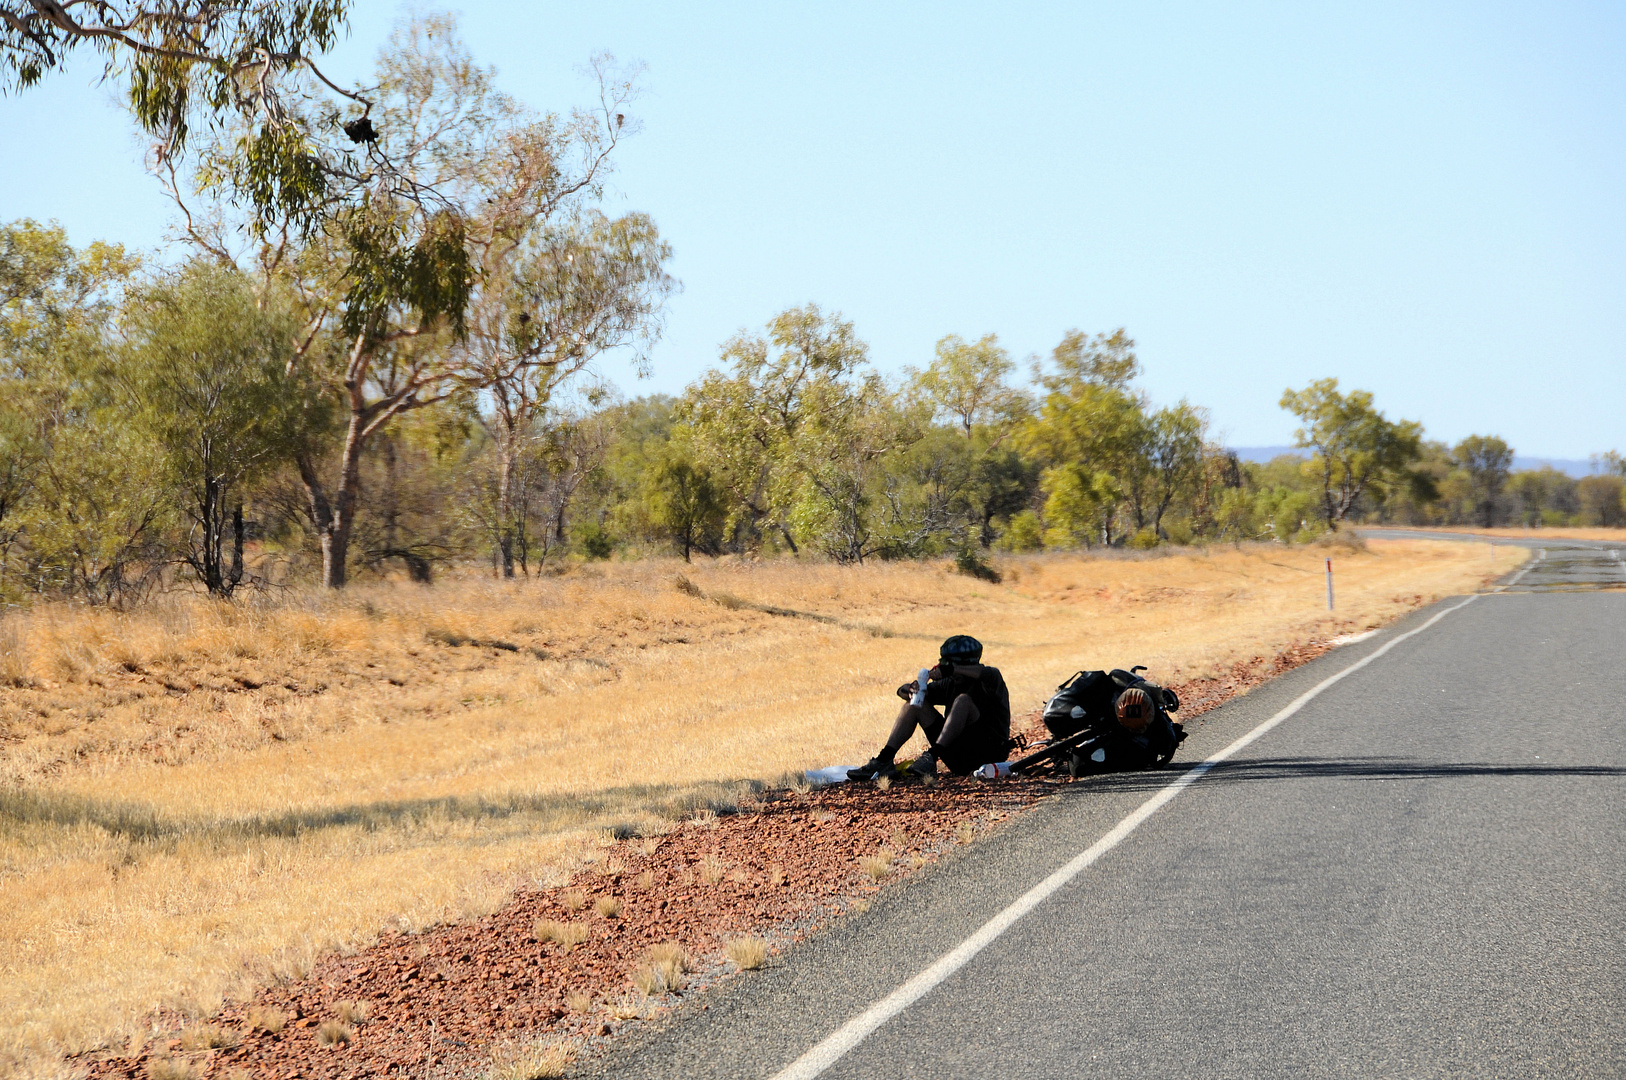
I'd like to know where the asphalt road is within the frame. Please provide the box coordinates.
[592,544,1625,1079]
[1358,528,1626,591]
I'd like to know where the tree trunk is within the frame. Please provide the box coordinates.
[229,504,245,590]
[298,427,362,591]
[496,435,517,578]
[202,475,224,596]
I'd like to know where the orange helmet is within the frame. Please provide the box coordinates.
[1115,687,1153,732]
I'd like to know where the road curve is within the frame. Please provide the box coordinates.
[590,561,1625,1079]
[1359,528,1626,591]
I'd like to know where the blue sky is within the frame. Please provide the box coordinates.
[2,1,1622,457]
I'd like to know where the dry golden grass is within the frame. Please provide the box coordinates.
[532,920,589,950]
[0,540,1525,1074]
[315,1020,351,1048]
[697,853,727,885]
[176,1023,236,1051]
[333,1000,372,1025]
[594,895,622,919]
[485,1039,576,1080]
[146,1058,192,1080]
[244,1007,284,1034]
[630,941,692,996]
[564,990,593,1014]
[725,936,769,971]
[860,849,895,881]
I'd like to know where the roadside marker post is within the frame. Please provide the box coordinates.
[1326,558,1334,611]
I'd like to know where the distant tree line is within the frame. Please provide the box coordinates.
[8,208,1619,610]
[2,10,1622,606]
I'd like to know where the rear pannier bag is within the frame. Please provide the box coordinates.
[1042,670,1119,739]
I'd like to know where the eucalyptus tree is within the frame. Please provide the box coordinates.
[158,13,647,587]
[680,304,909,557]
[0,219,140,596]
[1143,402,1208,538]
[911,333,1028,441]
[1280,378,1423,529]
[119,261,313,595]
[467,209,674,576]
[1452,435,1513,528]
[1021,329,1148,546]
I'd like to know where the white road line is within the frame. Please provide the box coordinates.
[1498,548,1544,591]
[769,593,1483,1080]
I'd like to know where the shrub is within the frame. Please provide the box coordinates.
[994,511,1044,553]
[953,547,1002,583]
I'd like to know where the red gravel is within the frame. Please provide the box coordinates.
[75,635,1347,1080]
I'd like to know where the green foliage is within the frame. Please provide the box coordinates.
[994,510,1044,553]
[953,546,1002,583]
[1039,465,1122,549]
[1127,527,1160,550]
[120,260,319,594]
[1577,475,1626,527]
[340,207,472,341]
[1452,435,1513,528]
[911,333,1028,439]
[0,220,145,600]
[1280,378,1423,528]
[641,444,727,561]
[573,518,614,560]
[681,304,911,561]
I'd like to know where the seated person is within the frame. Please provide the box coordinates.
[848,635,1012,781]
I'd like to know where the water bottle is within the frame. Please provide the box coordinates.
[974,761,1013,780]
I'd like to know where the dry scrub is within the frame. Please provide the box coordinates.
[0,540,1525,1073]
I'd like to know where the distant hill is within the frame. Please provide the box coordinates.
[1228,446,1602,479]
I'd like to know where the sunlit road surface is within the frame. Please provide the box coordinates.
[592,554,1625,1080]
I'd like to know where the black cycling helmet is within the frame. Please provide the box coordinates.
[939,634,983,665]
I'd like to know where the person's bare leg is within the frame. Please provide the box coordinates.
[883,702,943,755]
[937,694,980,749]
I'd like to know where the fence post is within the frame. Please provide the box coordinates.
[1325,558,1334,611]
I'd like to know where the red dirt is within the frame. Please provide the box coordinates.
[76,636,1345,1080]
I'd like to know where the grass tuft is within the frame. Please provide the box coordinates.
[634,870,655,891]
[315,1020,352,1047]
[860,849,894,881]
[594,895,622,918]
[147,1058,193,1080]
[725,936,769,971]
[0,618,29,688]
[697,854,726,885]
[178,1023,237,1051]
[559,888,587,912]
[334,1000,372,1025]
[246,1007,286,1034]
[565,989,593,1013]
[631,942,692,995]
[533,919,589,950]
[486,1039,576,1080]
[954,821,976,845]
[606,993,648,1020]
